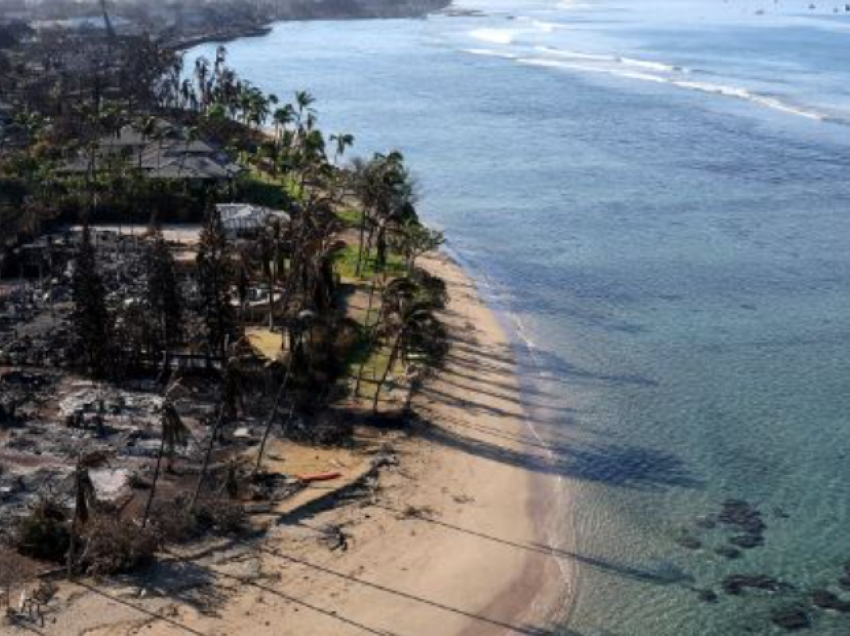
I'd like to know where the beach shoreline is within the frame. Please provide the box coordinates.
[167,0,453,51]
[14,249,573,636]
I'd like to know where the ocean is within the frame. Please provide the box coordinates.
[189,1,850,633]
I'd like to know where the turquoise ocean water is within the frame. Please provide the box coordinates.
[191,2,850,633]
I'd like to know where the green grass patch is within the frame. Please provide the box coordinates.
[334,243,407,281]
[346,343,399,401]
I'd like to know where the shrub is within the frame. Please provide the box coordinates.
[149,499,197,544]
[15,499,70,563]
[194,500,246,536]
[79,516,158,576]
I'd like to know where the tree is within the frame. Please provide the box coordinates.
[190,350,242,512]
[142,400,189,528]
[71,224,112,378]
[371,278,446,414]
[253,310,315,474]
[255,217,288,329]
[397,221,444,275]
[329,133,354,165]
[145,229,182,359]
[351,151,412,277]
[67,451,108,577]
[196,208,238,359]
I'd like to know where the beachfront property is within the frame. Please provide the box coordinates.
[9,1,850,635]
[59,119,243,182]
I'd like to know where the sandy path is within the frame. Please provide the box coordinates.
[12,252,574,636]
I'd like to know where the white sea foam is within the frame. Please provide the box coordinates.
[536,46,687,73]
[618,56,686,74]
[535,45,613,62]
[532,19,568,32]
[520,53,827,122]
[671,80,825,120]
[461,48,519,60]
[556,0,592,9]
[469,28,518,45]
[518,57,668,84]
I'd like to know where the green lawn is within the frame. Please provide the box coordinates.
[334,243,406,281]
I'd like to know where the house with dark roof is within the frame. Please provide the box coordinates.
[59,119,242,181]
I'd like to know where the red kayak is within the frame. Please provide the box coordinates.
[297,471,342,483]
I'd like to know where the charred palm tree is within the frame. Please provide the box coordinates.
[67,452,109,577]
[253,312,316,475]
[142,401,190,528]
[190,347,242,513]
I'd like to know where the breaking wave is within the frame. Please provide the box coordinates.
[521,48,829,122]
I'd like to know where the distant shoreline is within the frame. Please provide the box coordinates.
[171,25,275,51]
[168,0,453,51]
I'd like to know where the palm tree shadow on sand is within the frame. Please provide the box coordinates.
[412,416,702,491]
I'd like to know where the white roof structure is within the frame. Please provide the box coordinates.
[216,204,290,237]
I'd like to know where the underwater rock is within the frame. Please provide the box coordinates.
[811,589,850,613]
[695,514,717,529]
[715,545,742,560]
[770,606,811,631]
[730,533,765,549]
[697,588,719,603]
[837,576,850,591]
[719,499,767,535]
[722,574,791,596]
[676,534,703,550]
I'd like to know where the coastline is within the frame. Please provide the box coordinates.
[168,0,452,51]
[28,250,573,636]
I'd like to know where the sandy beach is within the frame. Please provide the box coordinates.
[11,252,573,636]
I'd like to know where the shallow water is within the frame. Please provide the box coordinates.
[190,2,850,633]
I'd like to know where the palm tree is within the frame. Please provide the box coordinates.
[329,133,354,165]
[255,217,287,329]
[67,452,108,577]
[178,125,200,176]
[247,87,271,130]
[294,90,316,126]
[351,151,409,277]
[141,400,189,528]
[190,348,242,513]
[272,104,295,150]
[254,310,315,474]
[398,221,444,275]
[370,279,444,414]
[194,56,211,111]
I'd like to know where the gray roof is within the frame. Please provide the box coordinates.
[217,204,290,234]
[60,120,242,180]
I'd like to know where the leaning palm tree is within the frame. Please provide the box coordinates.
[141,401,189,528]
[190,346,243,512]
[253,310,315,475]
